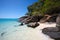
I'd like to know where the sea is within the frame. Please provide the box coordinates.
[0,18,56,40]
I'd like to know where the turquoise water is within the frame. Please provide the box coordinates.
[0,19,20,40]
[0,18,54,40]
[0,18,18,32]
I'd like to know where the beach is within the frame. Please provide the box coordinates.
[0,19,56,40]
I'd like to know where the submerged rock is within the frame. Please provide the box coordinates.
[1,32,6,36]
[27,22,39,28]
[19,23,24,26]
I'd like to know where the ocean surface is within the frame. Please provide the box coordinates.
[0,18,56,40]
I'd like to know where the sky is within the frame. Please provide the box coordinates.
[0,0,38,18]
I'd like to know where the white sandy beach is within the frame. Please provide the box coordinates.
[0,22,56,40]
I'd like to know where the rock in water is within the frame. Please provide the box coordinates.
[19,23,24,26]
[1,32,6,36]
[27,22,39,28]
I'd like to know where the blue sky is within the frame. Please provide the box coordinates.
[0,0,38,18]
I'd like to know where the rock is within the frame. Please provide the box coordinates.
[19,15,43,24]
[42,14,60,39]
[27,22,39,28]
[40,15,57,23]
[31,15,43,22]
[40,16,47,23]
[18,16,30,22]
[1,32,6,36]
[48,16,57,22]
[55,38,60,40]
[42,27,59,32]
[42,27,60,39]
[19,16,31,24]
[18,16,29,22]
[19,23,24,26]
[56,14,60,31]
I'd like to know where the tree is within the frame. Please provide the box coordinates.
[27,1,44,16]
[40,0,60,15]
[26,0,60,16]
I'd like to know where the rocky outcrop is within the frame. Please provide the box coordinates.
[48,16,57,22]
[42,14,60,39]
[18,15,30,22]
[40,15,57,23]
[19,15,43,24]
[27,22,39,28]
[19,13,58,24]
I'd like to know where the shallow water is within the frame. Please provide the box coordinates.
[0,19,56,40]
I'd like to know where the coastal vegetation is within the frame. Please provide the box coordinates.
[19,0,60,24]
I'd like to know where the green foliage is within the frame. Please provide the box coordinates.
[27,2,41,12]
[40,0,60,14]
[27,1,44,16]
[26,0,60,16]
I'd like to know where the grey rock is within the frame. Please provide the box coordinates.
[1,32,6,36]
[42,27,60,39]
[19,23,24,26]
[48,16,57,22]
[56,14,60,30]
[19,15,29,22]
[19,15,43,24]
[42,27,59,32]
[27,22,39,28]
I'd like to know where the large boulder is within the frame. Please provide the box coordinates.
[42,27,59,32]
[27,22,39,28]
[40,15,57,23]
[48,16,57,22]
[42,27,60,39]
[56,14,60,30]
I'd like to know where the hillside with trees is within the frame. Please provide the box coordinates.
[19,0,60,24]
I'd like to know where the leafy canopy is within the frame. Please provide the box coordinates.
[26,0,60,16]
